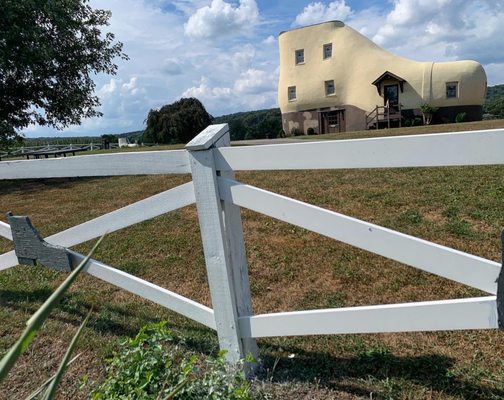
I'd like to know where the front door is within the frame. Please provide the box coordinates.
[321,110,345,134]
[384,84,399,111]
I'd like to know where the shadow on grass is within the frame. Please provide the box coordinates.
[0,177,104,196]
[0,287,218,355]
[256,344,503,399]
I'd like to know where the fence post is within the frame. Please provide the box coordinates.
[186,124,258,365]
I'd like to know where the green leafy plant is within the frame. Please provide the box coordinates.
[420,103,438,125]
[0,237,102,382]
[455,112,466,123]
[91,321,252,400]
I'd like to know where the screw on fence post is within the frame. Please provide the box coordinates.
[186,124,258,368]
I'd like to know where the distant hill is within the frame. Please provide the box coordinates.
[117,130,144,142]
[485,84,504,118]
[486,84,504,103]
[213,108,282,140]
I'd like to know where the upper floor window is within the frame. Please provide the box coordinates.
[288,86,297,101]
[446,82,458,98]
[325,80,335,96]
[295,49,304,64]
[323,43,332,59]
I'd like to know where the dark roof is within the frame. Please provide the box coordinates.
[372,71,407,95]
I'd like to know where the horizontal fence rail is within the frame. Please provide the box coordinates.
[238,296,498,338]
[1,125,503,367]
[0,149,190,179]
[215,129,504,171]
[0,221,12,240]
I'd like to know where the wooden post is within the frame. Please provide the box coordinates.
[186,124,258,365]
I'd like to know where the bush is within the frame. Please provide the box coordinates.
[91,322,251,400]
[307,127,316,135]
[290,127,303,136]
[455,112,466,123]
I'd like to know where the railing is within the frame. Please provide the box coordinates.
[1,143,120,161]
[366,103,402,129]
[0,124,503,366]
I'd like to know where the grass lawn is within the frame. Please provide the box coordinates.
[1,120,504,399]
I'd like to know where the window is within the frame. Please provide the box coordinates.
[288,86,296,101]
[446,82,458,98]
[327,112,339,126]
[325,80,335,96]
[295,49,304,64]
[323,43,332,59]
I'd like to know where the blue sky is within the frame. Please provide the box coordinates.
[25,0,504,137]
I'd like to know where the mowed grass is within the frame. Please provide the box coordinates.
[1,120,504,399]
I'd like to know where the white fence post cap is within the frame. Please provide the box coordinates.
[186,124,229,151]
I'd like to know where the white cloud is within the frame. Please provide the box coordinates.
[294,1,352,27]
[263,35,276,45]
[180,68,277,115]
[181,77,232,101]
[234,68,276,94]
[100,78,118,94]
[184,0,259,40]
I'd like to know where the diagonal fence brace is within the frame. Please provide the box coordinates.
[7,212,72,272]
[498,230,504,331]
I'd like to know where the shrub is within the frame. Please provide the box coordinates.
[290,127,303,136]
[307,127,316,135]
[91,321,251,400]
[455,112,466,123]
[420,103,437,125]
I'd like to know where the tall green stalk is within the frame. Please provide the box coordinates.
[0,236,103,382]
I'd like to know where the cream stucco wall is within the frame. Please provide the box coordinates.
[278,21,487,129]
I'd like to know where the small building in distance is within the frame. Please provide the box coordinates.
[278,21,487,134]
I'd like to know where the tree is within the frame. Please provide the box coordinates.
[485,98,504,119]
[0,0,128,142]
[144,98,213,144]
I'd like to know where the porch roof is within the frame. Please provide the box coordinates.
[372,71,407,95]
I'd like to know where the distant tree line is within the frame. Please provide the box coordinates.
[213,108,282,141]
[142,99,283,144]
[484,84,504,118]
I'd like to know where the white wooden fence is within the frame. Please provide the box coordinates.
[0,124,503,365]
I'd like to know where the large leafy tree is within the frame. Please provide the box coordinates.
[0,0,128,142]
[144,98,213,144]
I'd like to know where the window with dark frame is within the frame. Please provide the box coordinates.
[446,82,458,98]
[325,80,335,96]
[327,112,339,126]
[295,49,304,64]
[288,86,296,101]
[323,43,332,59]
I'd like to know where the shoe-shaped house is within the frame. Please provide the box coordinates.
[278,21,487,134]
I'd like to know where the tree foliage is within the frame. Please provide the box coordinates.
[143,98,213,144]
[213,108,282,140]
[484,98,504,118]
[0,0,127,141]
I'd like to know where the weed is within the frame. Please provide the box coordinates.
[442,205,460,218]
[444,218,473,238]
[91,321,251,400]
[398,209,423,225]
